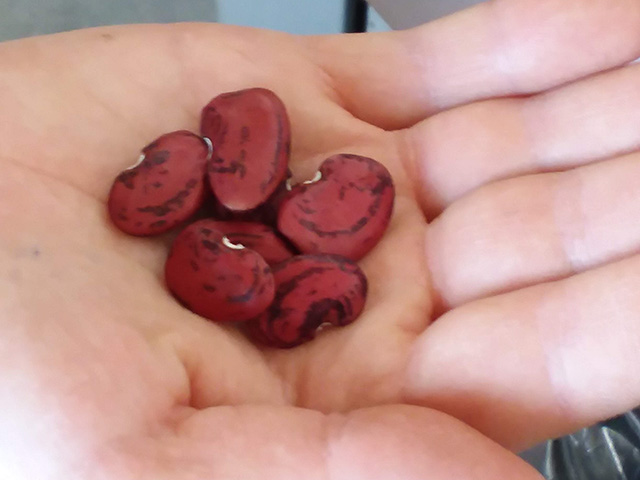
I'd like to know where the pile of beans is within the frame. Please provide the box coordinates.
[107,88,395,348]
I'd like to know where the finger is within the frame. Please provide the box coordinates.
[405,253,640,452]
[110,405,542,480]
[312,0,640,129]
[407,61,640,213]
[427,151,640,308]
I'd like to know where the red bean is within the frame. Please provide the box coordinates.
[201,88,290,211]
[106,90,396,349]
[203,220,296,266]
[107,130,209,236]
[246,254,367,348]
[205,170,291,227]
[165,219,275,322]
[277,154,395,260]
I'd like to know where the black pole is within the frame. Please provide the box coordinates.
[344,0,369,33]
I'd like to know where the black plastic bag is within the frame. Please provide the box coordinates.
[521,407,640,479]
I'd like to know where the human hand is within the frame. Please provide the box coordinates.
[2,0,639,478]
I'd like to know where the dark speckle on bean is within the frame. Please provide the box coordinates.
[150,220,168,229]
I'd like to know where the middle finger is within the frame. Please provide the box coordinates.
[427,150,640,309]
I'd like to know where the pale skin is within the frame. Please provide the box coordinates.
[2,0,640,478]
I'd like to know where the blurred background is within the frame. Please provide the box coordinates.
[0,0,391,41]
[0,0,490,41]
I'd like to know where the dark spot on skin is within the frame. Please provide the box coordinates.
[31,247,40,258]
[203,284,217,292]
[117,213,129,221]
[101,33,114,41]
[159,169,170,175]
[338,186,347,200]
[308,289,318,296]
[186,178,198,189]
[190,260,200,272]
[152,182,163,188]
[217,275,226,281]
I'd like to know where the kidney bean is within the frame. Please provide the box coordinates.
[107,130,210,236]
[204,220,296,266]
[201,88,290,211]
[277,154,395,261]
[246,254,367,348]
[205,170,292,227]
[165,219,275,323]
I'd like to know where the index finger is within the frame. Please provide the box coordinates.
[311,0,640,129]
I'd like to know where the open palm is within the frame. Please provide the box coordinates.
[3,1,640,478]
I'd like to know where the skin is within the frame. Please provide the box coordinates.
[2,0,640,477]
